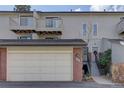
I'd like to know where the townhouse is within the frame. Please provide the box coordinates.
[0,11,123,82]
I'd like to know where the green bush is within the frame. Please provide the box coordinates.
[99,49,111,66]
[99,49,111,75]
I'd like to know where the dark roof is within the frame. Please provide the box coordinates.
[103,38,124,41]
[106,39,124,45]
[0,39,86,46]
[0,11,124,14]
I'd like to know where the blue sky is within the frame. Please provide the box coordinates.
[0,5,90,11]
[0,5,124,11]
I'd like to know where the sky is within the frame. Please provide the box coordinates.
[0,5,124,11]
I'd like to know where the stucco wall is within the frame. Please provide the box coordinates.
[100,38,112,52]
[0,13,123,53]
[0,15,17,39]
[112,43,124,63]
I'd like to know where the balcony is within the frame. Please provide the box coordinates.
[9,17,36,32]
[9,16,63,35]
[117,17,124,35]
[36,18,64,32]
[36,17,63,36]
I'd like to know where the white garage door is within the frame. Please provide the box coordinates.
[7,47,73,81]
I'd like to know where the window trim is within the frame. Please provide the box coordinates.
[20,16,33,26]
[92,23,98,36]
[17,34,32,40]
[45,16,61,28]
[82,23,87,36]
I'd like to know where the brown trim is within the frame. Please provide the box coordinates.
[0,39,86,46]
[73,48,83,81]
[36,31,62,35]
[0,48,6,81]
[11,30,36,34]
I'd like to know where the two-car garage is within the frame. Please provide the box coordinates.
[0,39,86,81]
[7,47,73,81]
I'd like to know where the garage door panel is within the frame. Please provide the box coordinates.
[8,74,42,81]
[40,74,55,81]
[8,67,25,74]
[55,74,72,81]
[40,67,55,74]
[55,62,72,66]
[23,68,40,74]
[23,74,41,79]
[55,67,72,74]
[8,62,25,67]
[7,74,25,81]
[40,61,55,66]
[55,54,71,59]
[7,49,73,81]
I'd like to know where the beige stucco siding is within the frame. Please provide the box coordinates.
[112,43,124,63]
[0,13,123,53]
[0,15,16,39]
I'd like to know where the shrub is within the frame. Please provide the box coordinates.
[99,49,111,75]
[99,49,111,66]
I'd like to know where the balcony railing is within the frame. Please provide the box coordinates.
[9,17,36,30]
[117,17,124,34]
[9,17,64,32]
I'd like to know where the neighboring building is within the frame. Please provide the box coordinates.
[0,11,124,82]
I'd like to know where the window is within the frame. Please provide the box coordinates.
[93,24,97,36]
[83,24,87,36]
[20,16,33,26]
[46,17,60,28]
[83,47,88,62]
[18,35,32,39]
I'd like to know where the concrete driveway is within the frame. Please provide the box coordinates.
[0,81,123,88]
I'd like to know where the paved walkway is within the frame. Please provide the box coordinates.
[91,62,115,85]
[91,62,100,76]
[91,61,115,85]
[92,76,115,85]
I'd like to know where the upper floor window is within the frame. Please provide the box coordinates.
[20,16,33,26]
[93,24,97,36]
[46,17,61,28]
[83,24,87,36]
[17,34,32,39]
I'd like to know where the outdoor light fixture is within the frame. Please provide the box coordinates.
[120,41,124,46]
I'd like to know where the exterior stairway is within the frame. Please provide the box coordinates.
[91,61,100,76]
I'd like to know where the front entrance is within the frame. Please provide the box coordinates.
[91,47,100,76]
[83,47,90,75]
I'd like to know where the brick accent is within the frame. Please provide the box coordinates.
[0,48,6,81]
[112,63,124,83]
[73,48,83,81]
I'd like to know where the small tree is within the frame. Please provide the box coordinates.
[14,5,31,12]
[99,49,111,75]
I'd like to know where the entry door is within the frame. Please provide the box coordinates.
[92,47,98,62]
